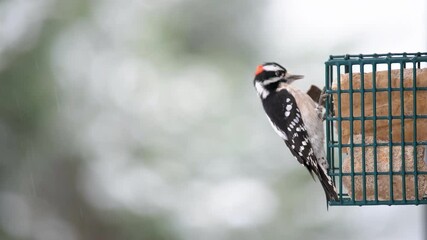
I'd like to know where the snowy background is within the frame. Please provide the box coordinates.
[0,0,426,239]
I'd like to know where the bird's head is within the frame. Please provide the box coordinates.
[253,62,304,98]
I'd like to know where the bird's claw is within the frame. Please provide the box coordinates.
[318,87,335,120]
[318,87,328,106]
[316,105,327,121]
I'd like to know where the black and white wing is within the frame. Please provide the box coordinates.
[262,89,338,201]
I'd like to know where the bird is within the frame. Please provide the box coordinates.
[253,62,338,202]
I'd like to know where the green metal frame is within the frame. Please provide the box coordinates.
[325,52,427,206]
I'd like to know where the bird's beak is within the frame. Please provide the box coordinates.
[284,73,304,81]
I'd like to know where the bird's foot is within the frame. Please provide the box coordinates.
[318,87,335,120]
[316,105,327,121]
[318,87,328,106]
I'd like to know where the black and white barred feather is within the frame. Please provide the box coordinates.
[262,89,338,201]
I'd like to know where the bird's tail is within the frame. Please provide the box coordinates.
[317,165,338,202]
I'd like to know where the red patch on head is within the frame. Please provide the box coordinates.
[255,65,264,75]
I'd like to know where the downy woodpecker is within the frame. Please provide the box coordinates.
[253,62,338,201]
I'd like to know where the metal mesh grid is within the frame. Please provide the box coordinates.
[325,52,427,206]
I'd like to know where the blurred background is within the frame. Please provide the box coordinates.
[0,0,426,239]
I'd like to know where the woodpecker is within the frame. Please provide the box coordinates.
[253,62,338,201]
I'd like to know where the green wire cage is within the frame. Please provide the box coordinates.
[325,52,427,206]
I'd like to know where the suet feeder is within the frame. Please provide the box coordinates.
[325,52,427,206]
